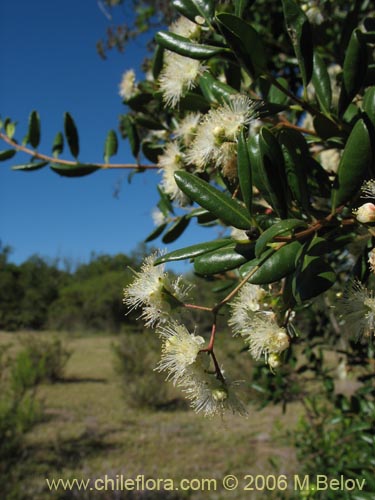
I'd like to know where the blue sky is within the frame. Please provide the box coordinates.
[0,0,217,271]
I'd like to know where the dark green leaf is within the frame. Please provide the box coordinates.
[12,161,49,172]
[194,242,255,275]
[157,185,175,215]
[235,0,254,17]
[241,241,302,284]
[154,239,232,264]
[104,130,118,163]
[162,216,190,244]
[172,0,214,24]
[331,118,372,209]
[311,52,332,114]
[237,129,252,212]
[144,222,168,243]
[52,132,64,157]
[255,219,307,258]
[216,13,267,78]
[134,114,165,130]
[339,29,368,116]
[27,110,41,149]
[278,128,311,212]
[0,149,16,161]
[50,163,99,177]
[121,115,140,157]
[155,31,224,59]
[267,77,289,105]
[248,128,289,217]
[199,73,236,105]
[174,170,252,229]
[142,142,164,163]
[179,92,210,112]
[64,112,79,158]
[152,43,164,79]
[363,86,375,129]
[282,0,313,88]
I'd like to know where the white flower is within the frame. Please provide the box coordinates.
[301,1,324,24]
[342,281,375,339]
[123,252,191,327]
[182,370,247,417]
[187,95,257,171]
[152,208,168,227]
[229,283,267,336]
[319,148,342,174]
[246,313,290,361]
[156,322,207,384]
[353,203,375,224]
[159,52,205,107]
[230,227,249,242]
[158,142,189,206]
[170,16,200,39]
[361,179,375,199]
[119,69,137,100]
[174,112,201,146]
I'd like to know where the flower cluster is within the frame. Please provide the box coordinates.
[342,281,375,340]
[229,283,290,367]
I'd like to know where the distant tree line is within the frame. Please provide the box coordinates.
[0,243,150,332]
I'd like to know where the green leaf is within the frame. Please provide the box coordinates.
[162,216,190,244]
[52,132,64,157]
[174,170,252,229]
[282,0,313,88]
[179,92,210,113]
[172,0,214,24]
[50,163,99,177]
[311,52,332,114]
[157,185,174,215]
[194,242,255,275]
[64,112,79,158]
[121,115,140,157]
[363,86,375,129]
[240,241,302,284]
[27,110,41,149]
[144,222,168,243]
[199,73,237,105]
[104,130,118,163]
[278,128,311,212]
[155,31,224,59]
[12,161,49,172]
[235,0,254,17]
[134,114,165,130]
[142,142,164,163]
[5,121,16,139]
[331,118,372,209]
[339,29,368,116]
[267,77,289,105]
[255,219,307,258]
[152,43,164,79]
[248,128,289,217]
[154,239,232,264]
[0,149,16,161]
[216,13,267,78]
[237,129,252,213]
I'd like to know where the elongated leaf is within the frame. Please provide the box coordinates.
[162,216,190,244]
[293,252,335,301]
[268,77,289,105]
[339,29,368,116]
[255,219,307,258]
[248,128,289,217]
[121,115,140,157]
[27,110,41,148]
[172,0,214,24]
[235,0,255,17]
[12,161,49,172]
[194,242,255,275]
[154,239,232,264]
[52,132,64,157]
[174,171,252,229]
[331,118,372,209]
[155,31,224,59]
[104,130,118,163]
[144,222,168,243]
[278,128,311,212]
[241,241,302,283]
[199,73,236,105]
[312,52,332,114]
[50,163,99,177]
[282,0,313,88]
[157,185,174,215]
[363,86,375,129]
[152,43,164,79]
[64,112,79,158]
[142,142,164,163]
[237,128,252,212]
[0,149,16,161]
[216,13,267,78]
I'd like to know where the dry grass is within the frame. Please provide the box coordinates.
[1,331,302,499]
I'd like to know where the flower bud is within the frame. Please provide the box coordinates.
[353,203,375,223]
[268,353,282,370]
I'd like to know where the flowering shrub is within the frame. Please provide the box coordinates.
[1,0,375,423]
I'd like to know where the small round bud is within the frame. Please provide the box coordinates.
[268,353,282,370]
[353,203,375,223]
[212,387,228,402]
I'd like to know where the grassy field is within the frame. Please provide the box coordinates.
[1,331,302,499]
